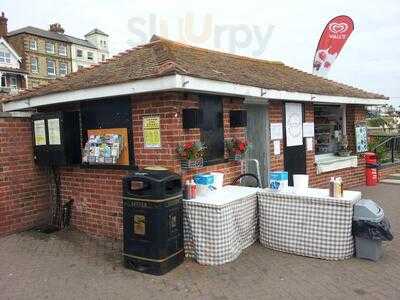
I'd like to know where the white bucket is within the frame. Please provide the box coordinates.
[210,172,224,189]
[293,174,309,192]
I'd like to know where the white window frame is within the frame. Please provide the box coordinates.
[10,76,17,89]
[59,62,68,76]
[45,42,55,54]
[31,57,38,73]
[47,60,56,76]
[29,40,37,51]
[76,49,83,58]
[59,44,67,56]
[0,51,11,63]
[87,52,93,60]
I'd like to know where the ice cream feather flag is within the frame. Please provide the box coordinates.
[313,15,354,76]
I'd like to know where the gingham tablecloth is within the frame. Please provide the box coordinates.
[183,186,258,265]
[258,188,361,260]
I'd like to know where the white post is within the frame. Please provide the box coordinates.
[24,74,28,89]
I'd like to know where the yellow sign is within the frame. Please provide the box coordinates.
[143,116,161,148]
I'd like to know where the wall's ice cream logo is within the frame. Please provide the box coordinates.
[328,23,349,34]
[328,22,349,39]
[313,16,354,76]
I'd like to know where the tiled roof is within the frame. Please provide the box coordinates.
[7,26,97,48]
[85,28,108,37]
[64,35,97,49]
[1,35,388,103]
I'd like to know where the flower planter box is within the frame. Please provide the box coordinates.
[181,158,204,170]
[229,154,243,161]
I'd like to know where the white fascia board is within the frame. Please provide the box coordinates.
[2,75,178,111]
[176,75,389,106]
[3,73,388,112]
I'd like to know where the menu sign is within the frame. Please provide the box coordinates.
[285,103,303,147]
[47,118,61,145]
[33,120,46,146]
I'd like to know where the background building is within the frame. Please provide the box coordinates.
[0,13,27,96]
[70,29,109,72]
[7,24,73,88]
[4,13,109,88]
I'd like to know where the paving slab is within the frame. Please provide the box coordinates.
[1,184,400,300]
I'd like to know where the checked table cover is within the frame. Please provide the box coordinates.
[258,189,358,260]
[183,192,258,265]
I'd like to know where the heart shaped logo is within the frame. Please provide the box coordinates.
[328,22,348,33]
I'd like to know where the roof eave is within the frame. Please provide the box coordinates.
[2,74,389,112]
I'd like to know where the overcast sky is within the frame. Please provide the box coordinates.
[4,0,400,107]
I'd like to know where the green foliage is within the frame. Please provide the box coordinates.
[368,136,389,162]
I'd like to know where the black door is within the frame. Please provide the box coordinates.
[283,102,306,186]
[199,95,224,164]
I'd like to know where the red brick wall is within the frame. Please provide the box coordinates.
[58,92,245,239]
[269,101,284,171]
[379,163,400,180]
[0,117,50,237]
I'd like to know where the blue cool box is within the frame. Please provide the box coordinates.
[269,171,288,190]
[193,174,215,185]
[269,171,288,181]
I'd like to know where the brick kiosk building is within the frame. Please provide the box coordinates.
[0,36,389,239]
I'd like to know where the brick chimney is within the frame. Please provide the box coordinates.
[0,12,8,38]
[49,23,65,34]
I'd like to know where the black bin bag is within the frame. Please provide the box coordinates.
[353,217,394,241]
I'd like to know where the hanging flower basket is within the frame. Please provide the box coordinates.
[176,141,206,170]
[225,138,249,162]
[180,157,204,170]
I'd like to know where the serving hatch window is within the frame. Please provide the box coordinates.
[314,105,346,155]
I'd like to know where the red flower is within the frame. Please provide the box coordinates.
[184,142,193,149]
[238,142,246,152]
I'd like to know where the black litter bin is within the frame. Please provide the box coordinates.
[122,170,184,275]
[353,199,393,261]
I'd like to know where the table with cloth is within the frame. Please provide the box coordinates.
[183,185,258,265]
[258,187,361,260]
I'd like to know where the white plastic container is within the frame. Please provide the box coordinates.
[210,172,224,190]
[293,174,309,192]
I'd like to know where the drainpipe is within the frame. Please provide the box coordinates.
[341,104,347,136]
[24,74,28,89]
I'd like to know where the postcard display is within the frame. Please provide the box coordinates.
[82,134,123,165]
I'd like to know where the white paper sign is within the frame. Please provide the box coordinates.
[303,122,315,138]
[33,120,46,146]
[306,137,313,151]
[285,103,303,147]
[47,118,61,145]
[273,140,281,155]
[270,123,283,140]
